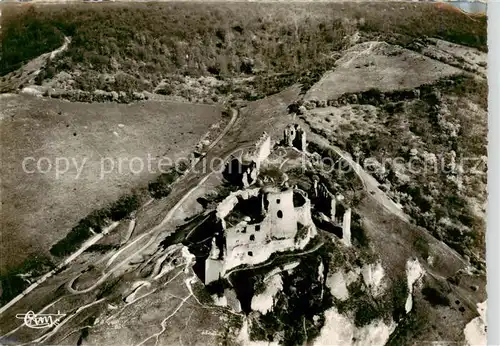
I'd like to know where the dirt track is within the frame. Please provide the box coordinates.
[0,86,300,343]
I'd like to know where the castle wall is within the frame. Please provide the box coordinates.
[342,208,352,247]
[261,189,297,239]
[243,132,271,171]
[216,188,260,220]
[225,238,296,272]
[255,134,271,165]
[225,221,268,253]
[223,158,259,188]
[314,182,337,219]
[312,181,352,246]
[293,126,307,151]
[210,176,350,284]
[295,202,313,228]
[205,258,224,284]
[284,125,297,147]
[220,188,318,272]
[242,165,258,188]
[203,127,320,282]
[209,236,221,259]
[226,132,269,187]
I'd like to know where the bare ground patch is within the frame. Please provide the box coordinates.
[0,94,222,271]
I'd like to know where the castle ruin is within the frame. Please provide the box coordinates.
[313,179,352,247]
[205,125,352,285]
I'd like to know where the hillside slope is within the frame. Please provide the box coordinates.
[0,2,487,103]
[0,3,487,346]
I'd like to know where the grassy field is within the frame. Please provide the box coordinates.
[0,94,222,273]
[0,2,487,98]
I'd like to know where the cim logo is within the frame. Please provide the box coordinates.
[15,311,66,329]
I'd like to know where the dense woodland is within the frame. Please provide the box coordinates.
[0,2,487,95]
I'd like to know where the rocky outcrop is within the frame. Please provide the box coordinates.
[223,132,270,188]
[304,41,462,104]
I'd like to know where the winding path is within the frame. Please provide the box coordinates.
[0,108,239,337]
[65,108,240,294]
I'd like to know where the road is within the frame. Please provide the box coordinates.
[105,107,238,271]
[1,36,71,93]
[0,108,241,343]
[0,222,119,316]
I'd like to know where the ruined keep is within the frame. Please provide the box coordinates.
[205,185,317,284]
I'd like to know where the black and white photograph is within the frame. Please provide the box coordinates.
[0,0,491,345]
